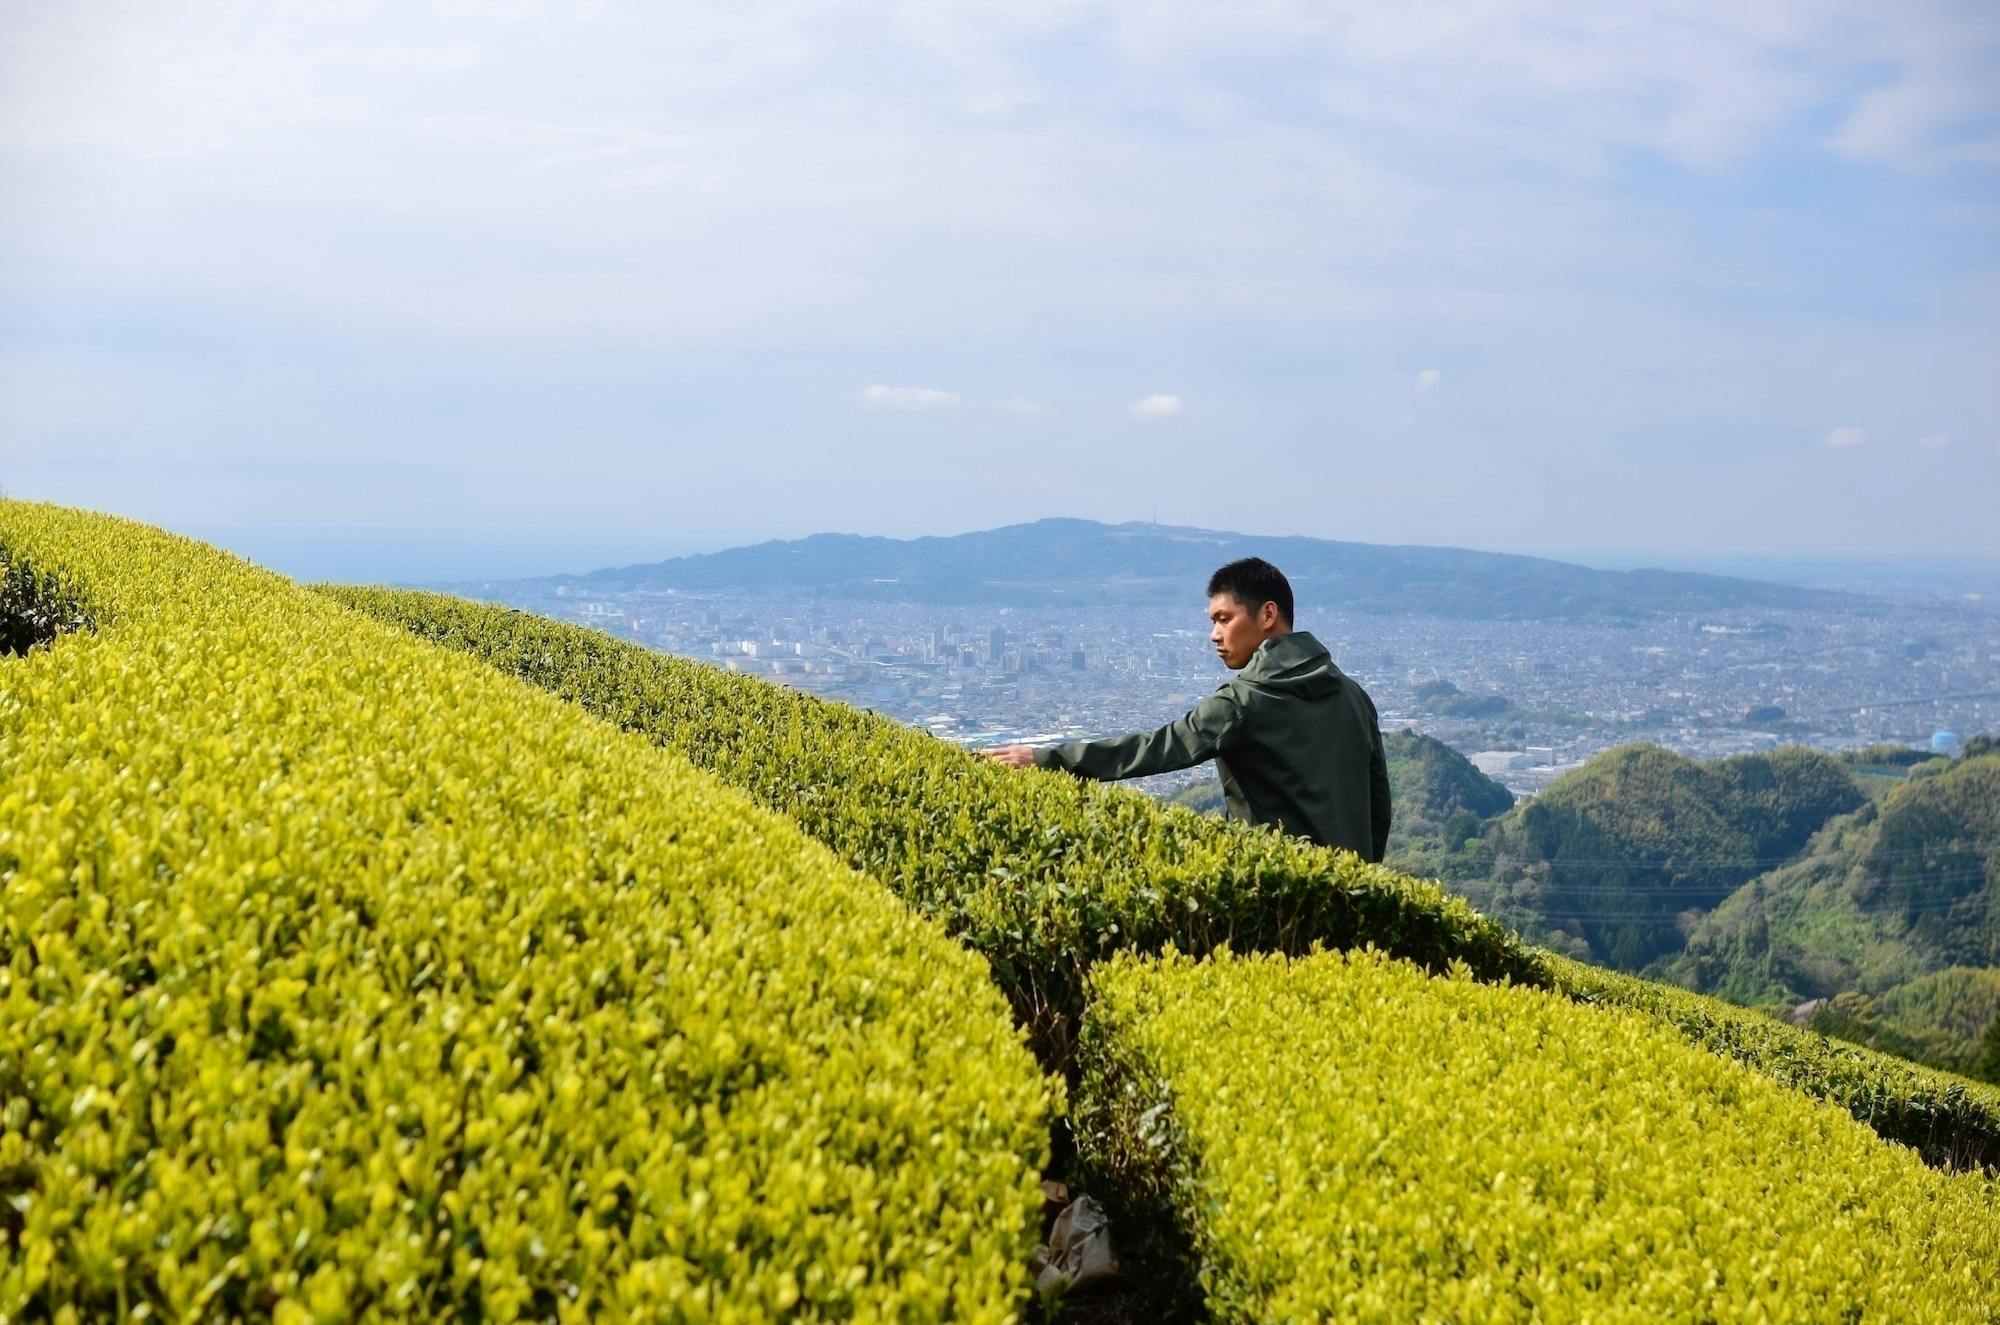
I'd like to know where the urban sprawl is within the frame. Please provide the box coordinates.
[475,585,2000,801]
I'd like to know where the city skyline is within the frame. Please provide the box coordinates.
[481,578,2000,793]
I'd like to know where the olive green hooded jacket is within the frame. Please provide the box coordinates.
[1032,631,1391,861]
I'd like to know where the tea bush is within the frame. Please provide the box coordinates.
[1076,947,2000,1323]
[316,587,1544,1067]
[0,501,1049,1322]
[1548,954,1999,1171]
[324,587,2000,1168]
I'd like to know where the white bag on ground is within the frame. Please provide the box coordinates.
[1032,1194,1119,1296]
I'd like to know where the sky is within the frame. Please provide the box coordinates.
[2,0,1997,583]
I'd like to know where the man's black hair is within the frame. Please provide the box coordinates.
[1207,557,1293,626]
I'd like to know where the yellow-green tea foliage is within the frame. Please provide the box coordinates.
[0,501,1049,1323]
[320,588,2000,1170]
[1547,953,2000,1172]
[316,587,1545,1064]
[1076,947,2000,1324]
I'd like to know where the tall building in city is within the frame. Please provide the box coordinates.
[989,626,1006,665]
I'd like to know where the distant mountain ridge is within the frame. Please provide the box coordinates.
[510,517,1852,620]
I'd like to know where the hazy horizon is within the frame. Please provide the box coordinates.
[124,509,2000,596]
[5,3,1997,565]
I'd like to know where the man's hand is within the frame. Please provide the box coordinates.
[981,744,1038,769]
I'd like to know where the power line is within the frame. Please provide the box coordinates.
[1478,844,1992,868]
[1478,892,1994,923]
[1480,867,1995,893]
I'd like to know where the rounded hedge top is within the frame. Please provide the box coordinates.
[1,501,1049,1322]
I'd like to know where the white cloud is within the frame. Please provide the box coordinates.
[1917,433,1949,449]
[1130,393,1184,421]
[1415,368,1442,392]
[1823,426,1867,449]
[860,384,961,411]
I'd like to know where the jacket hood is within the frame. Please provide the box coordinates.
[1236,631,1343,698]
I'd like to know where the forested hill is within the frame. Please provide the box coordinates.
[1458,745,1866,970]
[1389,730,1517,824]
[1656,748,2000,1010]
[1445,739,2000,1081]
[521,518,1851,620]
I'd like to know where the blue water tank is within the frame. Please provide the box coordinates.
[1931,730,1961,754]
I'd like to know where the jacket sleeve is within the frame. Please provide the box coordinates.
[1033,691,1243,782]
[1367,701,1392,864]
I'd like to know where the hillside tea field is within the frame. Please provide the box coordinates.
[324,585,2000,1170]
[10,499,2000,1324]
[1076,947,2000,1324]
[310,590,1559,1044]
[1544,955,2000,1171]
[0,502,1049,1321]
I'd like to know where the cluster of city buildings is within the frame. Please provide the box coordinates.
[492,583,1999,800]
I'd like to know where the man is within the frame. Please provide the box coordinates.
[984,557,1391,862]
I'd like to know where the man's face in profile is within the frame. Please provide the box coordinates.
[1208,592,1273,670]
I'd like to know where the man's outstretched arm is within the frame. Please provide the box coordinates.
[987,692,1241,782]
